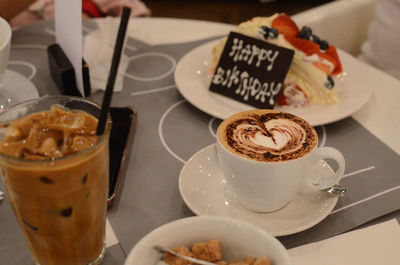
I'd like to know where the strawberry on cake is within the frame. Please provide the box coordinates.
[212,14,343,107]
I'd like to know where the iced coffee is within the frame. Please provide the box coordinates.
[0,96,111,265]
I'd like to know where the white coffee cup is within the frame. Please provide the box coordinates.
[0,16,11,87]
[216,110,345,213]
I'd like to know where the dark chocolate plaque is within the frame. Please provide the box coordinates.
[209,32,294,109]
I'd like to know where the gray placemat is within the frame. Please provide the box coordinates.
[8,19,148,97]
[280,118,400,248]
[0,19,149,264]
[103,39,400,252]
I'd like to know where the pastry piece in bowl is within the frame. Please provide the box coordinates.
[124,216,292,265]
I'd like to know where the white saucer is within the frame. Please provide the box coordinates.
[179,144,338,237]
[1,69,39,106]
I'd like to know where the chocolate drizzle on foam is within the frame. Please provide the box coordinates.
[224,112,317,162]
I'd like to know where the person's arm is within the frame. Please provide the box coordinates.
[0,0,36,21]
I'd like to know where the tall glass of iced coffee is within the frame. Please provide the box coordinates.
[0,96,111,265]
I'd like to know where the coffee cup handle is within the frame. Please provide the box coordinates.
[307,146,345,190]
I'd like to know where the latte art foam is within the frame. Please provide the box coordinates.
[234,118,306,155]
[219,110,317,162]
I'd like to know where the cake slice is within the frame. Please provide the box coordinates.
[212,14,343,107]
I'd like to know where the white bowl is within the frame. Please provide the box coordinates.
[124,216,292,265]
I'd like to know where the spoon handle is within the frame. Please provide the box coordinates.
[325,184,348,197]
[154,245,218,265]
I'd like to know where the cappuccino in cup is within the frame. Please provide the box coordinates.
[218,111,317,162]
[217,109,345,212]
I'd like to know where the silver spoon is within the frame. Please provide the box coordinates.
[324,184,348,197]
[154,245,218,265]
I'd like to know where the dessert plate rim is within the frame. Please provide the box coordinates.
[174,39,372,126]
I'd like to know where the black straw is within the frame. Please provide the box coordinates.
[96,7,131,135]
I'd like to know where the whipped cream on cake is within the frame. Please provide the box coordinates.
[212,14,343,107]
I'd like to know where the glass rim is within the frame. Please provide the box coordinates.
[0,95,111,164]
